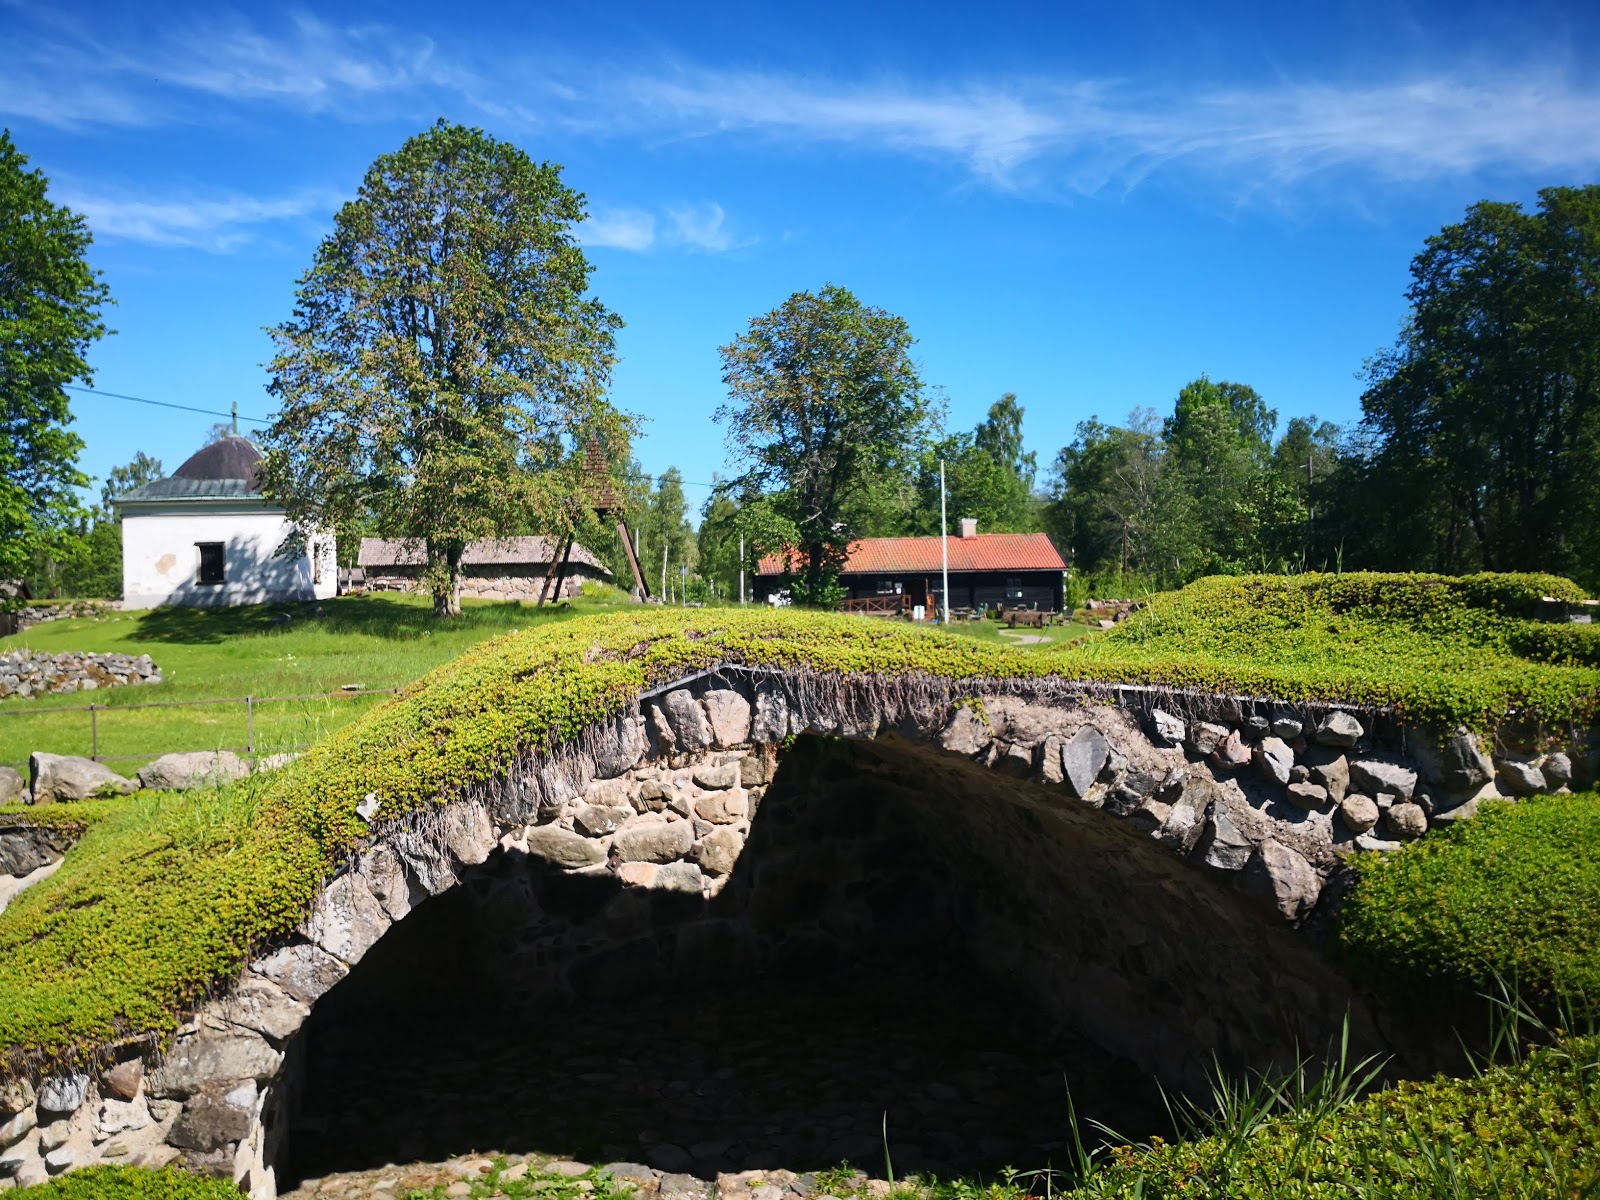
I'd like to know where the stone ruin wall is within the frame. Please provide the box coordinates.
[1,667,1594,1197]
[0,650,162,702]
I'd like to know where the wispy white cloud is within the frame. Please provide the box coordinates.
[57,185,340,251]
[5,7,1597,199]
[601,66,1600,192]
[579,202,747,254]
[0,8,450,128]
[665,202,738,253]
[579,207,658,252]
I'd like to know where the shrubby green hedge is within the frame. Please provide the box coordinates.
[1061,1033,1600,1198]
[1339,792,1600,1014]
[0,574,1593,1077]
[10,1166,241,1199]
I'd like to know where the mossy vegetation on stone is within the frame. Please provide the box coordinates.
[0,573,1593,1080]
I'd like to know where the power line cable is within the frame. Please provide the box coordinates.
[64,384,270,425]
[64,383,725,488]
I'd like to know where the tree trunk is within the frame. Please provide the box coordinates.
[428,542,464,618]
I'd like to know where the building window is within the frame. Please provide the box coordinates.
[875,579,902,595]
[1005,576,1024,602]
[197,542,226,586]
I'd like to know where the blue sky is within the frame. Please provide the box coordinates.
[5,0,1599,518]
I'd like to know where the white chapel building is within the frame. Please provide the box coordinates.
[114,437,337,609]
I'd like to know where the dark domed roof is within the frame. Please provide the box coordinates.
[112,436,271,505]
[173,437,262,485]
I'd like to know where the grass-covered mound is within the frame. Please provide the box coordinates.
[0,576,1594,1078]
[1071,571,1599,728]
[1339,792,1600,1017]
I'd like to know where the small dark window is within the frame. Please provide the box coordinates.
[1005,576,1024,602]
[197,542,226,585]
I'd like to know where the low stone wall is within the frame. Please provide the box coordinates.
[3,603,113,634]
[1,666,1592,1195]
[0,651,161,701]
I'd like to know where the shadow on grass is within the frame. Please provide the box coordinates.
[128,595,571,646]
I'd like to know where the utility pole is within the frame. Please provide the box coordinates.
[680,563,687,607]
[231,401,239,436]
[739,534,745,605]
[662,544,667,601]
[940,460,950,624]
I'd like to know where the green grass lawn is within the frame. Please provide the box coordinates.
[937,613,1098,648]
[0,589,636,774]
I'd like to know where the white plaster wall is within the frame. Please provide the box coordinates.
[121,505,338,609]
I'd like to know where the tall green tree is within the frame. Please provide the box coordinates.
[1046,409,1169,580]
[0,130,111,581]
[1356,186,1600,588]
[974,392,1038,491]
[99,451,162,515]
[695,489,743,601]
[715,284,931,604]
[258,120,627,616]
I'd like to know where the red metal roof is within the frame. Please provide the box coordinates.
[758,532,1065,576]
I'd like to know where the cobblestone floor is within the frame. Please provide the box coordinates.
[282,966,1168,1196]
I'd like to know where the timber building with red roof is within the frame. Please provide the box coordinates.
[755,520,1066,614]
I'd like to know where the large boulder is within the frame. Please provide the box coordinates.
[0,829,56,877]
[0,766,23,805]
[1416,727,1494,791]
[939,706,992,756]
[701,689,752,748]
[1338,794,1380,834]
[1349,759,1417,803]
[1309,755,1349,803]
[1313,711,1364,748]
[1061,726,1109,798]
[146,1034,280,1101]
[525,826,607,870]
[136,750,247,792]
[1147,708,1186,747]
[1252,737,1294,786]
[612,820,694,864]
[28,753,137,803]
[1238,840,1321,921]
[1497,759,1547,796]
[659,689,712,752]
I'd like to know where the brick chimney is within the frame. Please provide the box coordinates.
[959,518,978,539]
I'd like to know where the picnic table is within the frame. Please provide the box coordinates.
[1000,607,1058,629]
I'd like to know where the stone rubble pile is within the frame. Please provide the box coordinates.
[1,666,1592,1197]
[0,650,160,700]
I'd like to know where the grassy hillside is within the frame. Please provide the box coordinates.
[0,591,627,771]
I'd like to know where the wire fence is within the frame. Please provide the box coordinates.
[0,687,398,768]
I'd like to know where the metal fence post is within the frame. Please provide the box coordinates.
[246,695,254,758]
[90,704,98,761]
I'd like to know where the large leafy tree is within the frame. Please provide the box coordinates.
[0,130,111,582]
[911,393,1039,535]
[715,284,931,603]
[1356,187,1600,587]
[259,120,627,616]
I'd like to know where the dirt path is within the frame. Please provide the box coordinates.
[996,629,1052,646]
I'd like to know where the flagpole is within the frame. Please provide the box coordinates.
[940,460,950,624]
